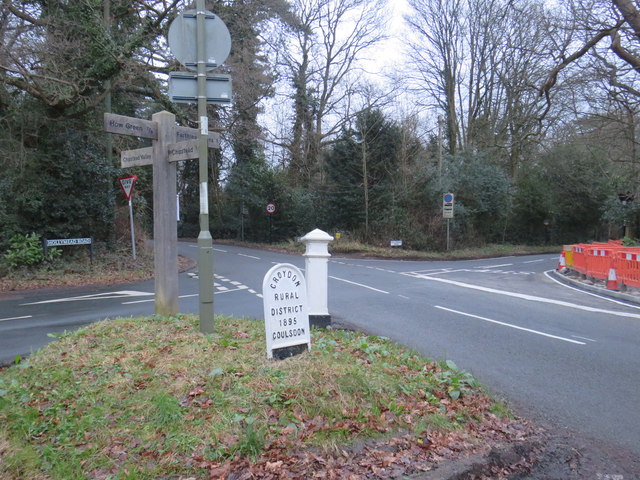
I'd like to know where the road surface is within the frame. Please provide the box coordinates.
[1,242,639,477]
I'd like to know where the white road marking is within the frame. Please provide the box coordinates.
[413,275,640,319]
[573,335,597,342]
[435,306,586,345]
[124,286,251,304]
[329,276,389,294]
[481,263,513,268]
[0,315,32,323]
[523,259,545,264]
[238,253,260,260]
[213,248,227,252]
[21,290,154,305]
[407,268,452,273]
[544,270,640,310]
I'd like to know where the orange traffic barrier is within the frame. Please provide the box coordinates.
[585,247,612,280]
[572,245,587,275]
[616,251,640,289]
[564,242,640,290]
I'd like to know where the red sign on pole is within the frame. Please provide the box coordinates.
[265,202,277,215]
[118,175,138,201]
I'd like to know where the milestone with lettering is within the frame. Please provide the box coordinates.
[262,263,311,359]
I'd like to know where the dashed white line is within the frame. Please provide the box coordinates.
[435,305,586,345]
[238,253,260,260]
[480,263,513,269]
[0,315,32,322]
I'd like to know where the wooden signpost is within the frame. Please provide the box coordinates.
[104,111,218,316]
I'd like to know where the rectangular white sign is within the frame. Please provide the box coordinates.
[262,264,311,359]
[46,238,92,246]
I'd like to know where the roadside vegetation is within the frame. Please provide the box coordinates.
[1,236,560,293]
[268,237,561,260]
[0,314,530,479]
[0,235,156,293]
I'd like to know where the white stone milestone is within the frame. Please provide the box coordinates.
[262,263,311,359]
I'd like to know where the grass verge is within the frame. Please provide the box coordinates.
[223,238,561,261]
[0,315,529,479]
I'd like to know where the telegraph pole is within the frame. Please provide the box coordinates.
[438,114,443,186]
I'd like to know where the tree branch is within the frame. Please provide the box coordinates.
[539,22,623,97]
[613,0,640,40]
[610,28,640,74]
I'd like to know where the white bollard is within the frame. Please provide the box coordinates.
[300,228,333,328]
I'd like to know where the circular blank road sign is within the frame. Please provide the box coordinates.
[168,9,231,70]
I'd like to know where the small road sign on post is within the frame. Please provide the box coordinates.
[118,175,137,201]
[119,175,138,260]
[266,203,277,244]
[443,192,454,218]
[443,193,454,251]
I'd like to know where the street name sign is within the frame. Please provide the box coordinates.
[104,113,157,140]
[168,72,232,105]
[262,264,311,359]
[45,238,92,246]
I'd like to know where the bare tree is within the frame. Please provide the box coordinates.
[266,0,389,186]
[405,0,567,175]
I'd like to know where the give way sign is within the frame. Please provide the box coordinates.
[118,175,138,201]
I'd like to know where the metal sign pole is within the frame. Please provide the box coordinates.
[128,198,137,260]
[446,218,450,251]
[196,0,214,333]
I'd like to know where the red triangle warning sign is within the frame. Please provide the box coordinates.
[118,175,137,201]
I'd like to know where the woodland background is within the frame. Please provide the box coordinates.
[2,0,640,252]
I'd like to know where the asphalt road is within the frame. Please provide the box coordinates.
[1,242,639,476]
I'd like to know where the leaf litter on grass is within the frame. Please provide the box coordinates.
[0,315,534,479]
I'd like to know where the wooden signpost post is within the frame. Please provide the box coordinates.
[104,111,219,316]
[104,2,231,330]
